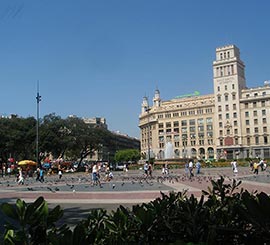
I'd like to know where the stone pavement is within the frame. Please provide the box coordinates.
[0,166,269,205]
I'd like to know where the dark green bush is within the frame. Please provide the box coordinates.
[1,177,270,244]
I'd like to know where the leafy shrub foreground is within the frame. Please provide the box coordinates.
[1,177,270,245]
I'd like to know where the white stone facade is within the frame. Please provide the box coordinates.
[139,45,270,160]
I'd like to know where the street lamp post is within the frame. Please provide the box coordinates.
[36,82,41,166]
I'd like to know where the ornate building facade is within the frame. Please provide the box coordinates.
[139,45,270,160]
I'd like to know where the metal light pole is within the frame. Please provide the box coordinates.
[36,82,41,166]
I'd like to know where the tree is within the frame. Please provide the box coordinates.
[114,149,141,163]
[0,116,36,162]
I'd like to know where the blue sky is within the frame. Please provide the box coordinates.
[1,0,270,138]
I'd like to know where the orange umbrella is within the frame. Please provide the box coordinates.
[18,160,37,166]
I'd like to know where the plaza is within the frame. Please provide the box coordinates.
[0,166,269,229]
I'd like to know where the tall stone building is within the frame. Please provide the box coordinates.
[139,45,270,160]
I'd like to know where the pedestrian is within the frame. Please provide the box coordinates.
[195,160,201,175]
[7,166,11,177]
[58,165,63,179]
[148,163,153,178]
[39,168,44,182]
[36,168,40,181]
[188,160,194,178]
[259,159,264,171]
[144,162,149,176]
[231,159,238,175]
[91,163,101,187]
[17,168,24,185]
[253,162,259,175]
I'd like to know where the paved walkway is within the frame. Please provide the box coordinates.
[0,166,269,204]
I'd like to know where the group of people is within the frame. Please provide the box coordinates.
[250,159,268,174]
[184,160,201,178]
[143,162,153,177]
[88,162,114,187]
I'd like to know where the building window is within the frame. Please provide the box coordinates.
[220,139,223,146]
[254,127,259,134]
[225,94,228,101]
[246,128,250,134]
[253,110,257,117]
[219,122,223,128]
[262,109,266,116]
[158,114,163,119]
[218,105,222,112]
[173,121,179,127]
[263,127,267,133]
[253,102,257,108]
[254,119,258,125]
[181,120,187,126]
[217,86,220,91]
[232,84,235,89]
[225,85,227,90]
[246,120,249,125]
[219,114,222,120]
[234,129,238,135]
[233,112,237,118]
[226,113,230,119]
[219,130,223,136]
[199,140,204,145]
[225,105,229,111]
[166,128,171,133]
[234,120,237,126]
[235,138,238,145]
[198,126,204,131]
[245,111,249,117]
[245,103,248,109]
[166,122,171,128]
[233,104,236,110]
[263,118,267,124]
[173,112,179,117]
[264,136,268,144]
[255,136,259,145]
[206,118,213,124]
[247,137,250,145]
[189,119,195,125]
[165,113,171,118]
[232,94,236,100]
[197,118,204,125]
[217,95,221,102]
[262,101,266,107]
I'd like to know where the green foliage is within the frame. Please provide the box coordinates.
[114,149,141,163]
[1,178,270,244]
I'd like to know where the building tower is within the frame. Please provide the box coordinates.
[213,45,246,158]
[153,88,161,108]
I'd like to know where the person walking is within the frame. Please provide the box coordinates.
[17,168,24,185]
[195,160,201,175]
[188,160,194,178]
[39,168,44,182]
[231,159,238,175]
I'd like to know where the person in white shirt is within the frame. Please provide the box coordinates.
[188,160,194,178]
